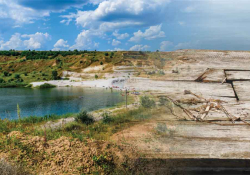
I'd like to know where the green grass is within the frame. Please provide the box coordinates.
[31,107,154,141]
[0,83,28,88]
[0,113,73,134]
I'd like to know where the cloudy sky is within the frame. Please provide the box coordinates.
[0,0,250,51]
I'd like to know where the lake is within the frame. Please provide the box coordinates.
[0,87,125,120]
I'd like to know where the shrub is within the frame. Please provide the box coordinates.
[140,96,156,108]
[104,53,109,56]
[75,110,94,125]
[52,70,58,80]
[38,83,56,89]
[3,71,8,76]
[100,61,103,65]
[95,74,98,79]
[0,78,4,83]
[63,122,82,132]
[14,74,20,79]
[158,70,165,75]
[102,112,114,124]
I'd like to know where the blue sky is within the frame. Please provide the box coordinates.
[0,0,250,51]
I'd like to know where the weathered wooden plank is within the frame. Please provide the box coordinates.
[126,79,235,100]
[196,69,225,83]
[226,71,250,81]
[233,81,250,101]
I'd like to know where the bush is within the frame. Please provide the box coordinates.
[3,71,9,77]
[102,112,114,124]
[52,70,58,80]
[0,78,4,83]
[38,83,56,89]
[100,61,103,65]
[158,70,165,75]
[14,74,20,79]
[95,74,98,79]
[75,110,94,125]
[140,96,156,108]
[147,71,156,75]
[104,53,109,56]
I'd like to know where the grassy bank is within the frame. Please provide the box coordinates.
[0,83,28,88]
[0,108,154,174]
[0,113,73,134]
[0,94,158,174]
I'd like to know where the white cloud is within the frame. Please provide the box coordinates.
[22,32,51,49]
[61,0,170,52]
[0,33,23,50]
[113,30,129,40]
[0,32,50,50]
[108,48,124,51]
[0,0,108,27]
[129,24,165,42]
[112,39,121,46]
[129,44,150,51]
[60,13,76,25]
[160,41,173,51]
[62,0,170,31]
[70,30,101,50]
[54,39,69,48]
[114,48,124,51]
[0,0,49,25]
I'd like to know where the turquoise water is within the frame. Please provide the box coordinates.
[0,87,124,120]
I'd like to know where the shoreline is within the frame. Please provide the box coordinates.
[30,77,132,91]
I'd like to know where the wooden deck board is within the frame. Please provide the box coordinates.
[233,81,250,101]
[226,71,250,81]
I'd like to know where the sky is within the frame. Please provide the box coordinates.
[0,0,250,51]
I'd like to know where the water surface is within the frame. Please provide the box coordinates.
[0,87,124,119]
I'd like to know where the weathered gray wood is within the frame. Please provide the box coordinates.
[226,71,250,81]
[233,81,250,101]
[126,79,236,100]
[200,69,225,83]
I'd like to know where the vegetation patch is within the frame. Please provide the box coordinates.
[38,83,56,89]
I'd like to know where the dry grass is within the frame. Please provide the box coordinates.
[0,158,28,175]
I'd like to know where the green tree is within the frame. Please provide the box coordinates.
[52,70,58,80]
